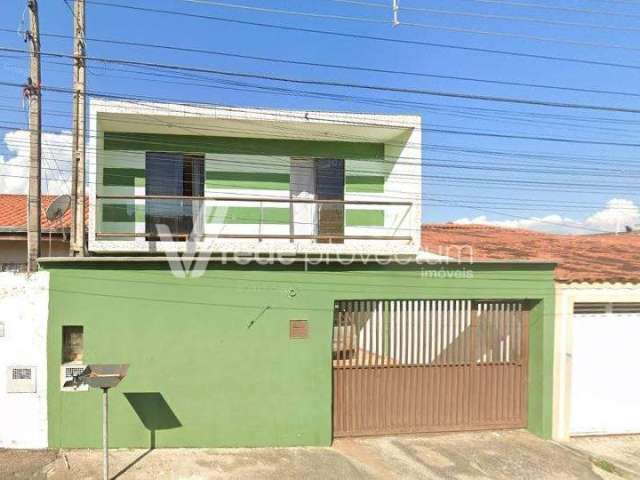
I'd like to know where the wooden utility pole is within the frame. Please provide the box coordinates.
[26,0,41,272]
[70,0,86,256]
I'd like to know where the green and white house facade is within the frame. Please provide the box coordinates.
[89,99,422,255]
[32,100,558,449]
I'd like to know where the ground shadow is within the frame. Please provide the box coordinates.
[112,392,182,479]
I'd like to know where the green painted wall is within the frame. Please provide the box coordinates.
[102,203,145,223]
[527,298,555,438]
[103,167,145,188]
[206,206,290,225]
[98,135,390,233]
[345,175,385,193]
[46,262,554,448]
[345,209,385,227]
[205,171,290,191]
[103,132,385,159]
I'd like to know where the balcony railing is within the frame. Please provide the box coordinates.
[95,194,414,243]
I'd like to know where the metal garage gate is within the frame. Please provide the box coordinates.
[332,300,529,437]
[571,303,640,435]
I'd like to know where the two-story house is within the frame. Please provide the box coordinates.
[40,99,556,449]
[89,100,421,256]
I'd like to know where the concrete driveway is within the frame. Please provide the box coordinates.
[0,430,630,479]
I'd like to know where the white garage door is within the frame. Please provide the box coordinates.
[571,303,640,435]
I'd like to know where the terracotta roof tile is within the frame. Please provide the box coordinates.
[0,194,74,232]
[422,223,640,283]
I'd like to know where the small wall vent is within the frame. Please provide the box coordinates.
[60,364,88,392]
[612,302,640,314]
[574,302,640,315]
[7,366,36,393]
[573,303,608,315]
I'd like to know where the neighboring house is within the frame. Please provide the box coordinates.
[0,272,49,449]
[37,99,557,449]
[0,194,71,270]
[422,223,640,440]
[0,195,62,448]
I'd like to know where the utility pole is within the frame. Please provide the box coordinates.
[70,0,86,256]
[25,0,41,272]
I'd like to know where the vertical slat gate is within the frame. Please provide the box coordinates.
[333,299,529,437]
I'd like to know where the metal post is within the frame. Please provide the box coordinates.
[70,0,86,256]
[102,387,109,480]
[26,0,41,273]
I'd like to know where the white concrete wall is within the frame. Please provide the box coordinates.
[0,272,48,448]
[552,282,640,440]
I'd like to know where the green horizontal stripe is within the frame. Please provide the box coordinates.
[206,172,289,190]
[207,206,290,225]
[345,209,384,227]
[99,223,136,235]
[345,175,384,193]
[104,132,384,159]
[103,168,145,187]
[102,203,145,223]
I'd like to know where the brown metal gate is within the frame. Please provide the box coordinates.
[332,300,529,437]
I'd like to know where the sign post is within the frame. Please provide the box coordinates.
[66,364,129,480]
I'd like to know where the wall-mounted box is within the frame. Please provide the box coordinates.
[290,320,309,339]
[60,364,88,392]
[7,366,36,393]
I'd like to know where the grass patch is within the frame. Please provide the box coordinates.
[592,458,616,474]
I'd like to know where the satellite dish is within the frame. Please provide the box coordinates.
[46,194,71,222]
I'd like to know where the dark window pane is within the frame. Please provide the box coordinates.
[315,159,344,243]
[145,152,204,239]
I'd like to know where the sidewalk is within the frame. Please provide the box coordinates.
[568,436,640,479]
[0,430,625,479]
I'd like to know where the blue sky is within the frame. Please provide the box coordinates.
[1,0,639,233]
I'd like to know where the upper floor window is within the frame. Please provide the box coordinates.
[315,159,345,244]
[145,152,205,240]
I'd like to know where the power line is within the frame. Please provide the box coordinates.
[399,5,640,32]
[6,59,640,139]
[4,28,640,100]
[6,79,640,156]
[84,0,640,71]
[424,0,640,18]
[12,57,640,147]
[337,0,640,25]
[172,0,640,52]
[6,98,640,176]
[3,122,640,197]
[5,47,640,117]
[5,103,640,180]
[4,110,640,189]
[181,0,388,24]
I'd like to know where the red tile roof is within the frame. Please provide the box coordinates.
[422,224,640,284]
[0,194,72,232]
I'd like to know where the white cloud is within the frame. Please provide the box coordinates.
[0,129,72,195]
[454,198,640,234]
[585,198,640,232]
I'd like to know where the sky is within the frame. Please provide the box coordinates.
[1,0,639,234]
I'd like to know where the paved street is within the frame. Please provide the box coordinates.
[2,430,637,479]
